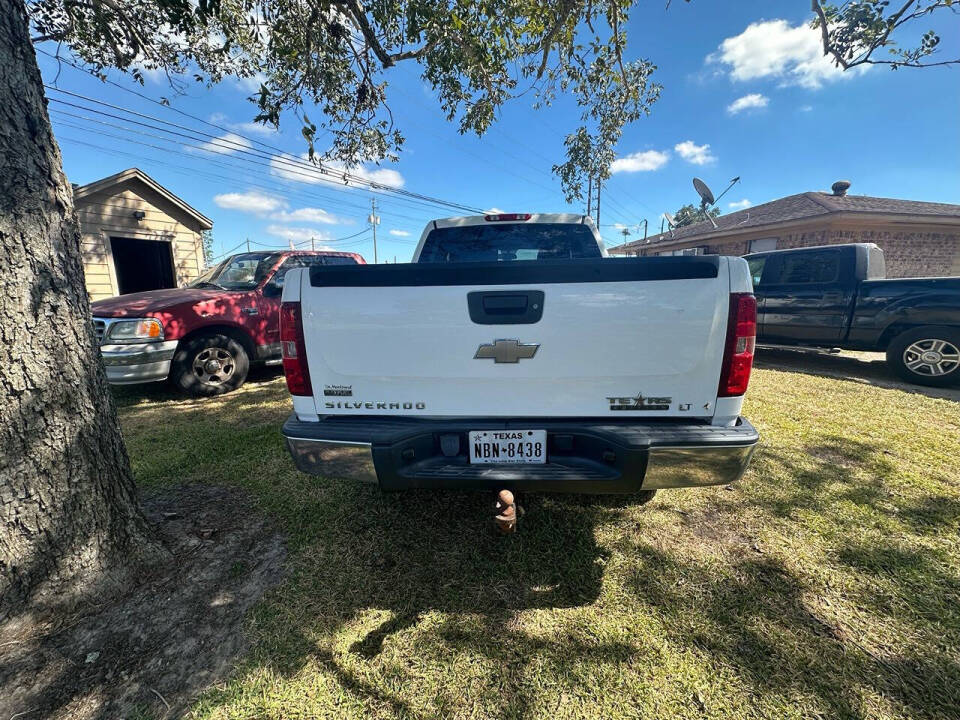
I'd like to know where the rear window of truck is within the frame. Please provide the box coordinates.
[418,223,602,263]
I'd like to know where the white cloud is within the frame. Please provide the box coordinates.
[674,140,716,166]
[265,224,332,245]
[271,207,345,225]
[728,199,752,210]
[190,132,252,156]
[483,207,504,214]
[209,113,278,136]
[709,19,862,89]
[233,121,278,135]
[799,104,814,112]
[213,190,286,214]
[389,229,411,237]
[234,72,267,93]
[270,153,405,189]
[610,149,670,174]
[726,93,769,115]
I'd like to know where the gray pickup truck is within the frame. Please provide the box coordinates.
[745,243,960,386]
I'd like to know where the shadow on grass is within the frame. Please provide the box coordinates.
[746,434,901,520]
[211,470,960,719]
[111,382,960,718]
[626,545,960,719]
[193,488,619,717]
[110,365,284,409]
[755,348,960,403]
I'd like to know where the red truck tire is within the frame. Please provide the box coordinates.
[170,332,250,396]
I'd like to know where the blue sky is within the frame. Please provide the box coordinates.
[38,1,959,262]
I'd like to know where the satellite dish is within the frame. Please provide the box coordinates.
[663,211,676,228]
[693,177,715,206]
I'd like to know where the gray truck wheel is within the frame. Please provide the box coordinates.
[170,333,249,397]
[886,326,960,387]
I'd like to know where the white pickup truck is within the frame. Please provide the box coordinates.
[279,213,759,498]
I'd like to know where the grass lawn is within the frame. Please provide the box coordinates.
[116,366,960,720]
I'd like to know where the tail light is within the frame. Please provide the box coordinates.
[280,301,312,396]
[718,293,757,397]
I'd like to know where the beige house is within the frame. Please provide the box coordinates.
[74,168,213,300]
[609,181,960,279]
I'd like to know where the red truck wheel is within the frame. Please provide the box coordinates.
[887,326,960,387]
[171,333,250,396]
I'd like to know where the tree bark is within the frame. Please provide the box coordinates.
[0,0,165,616]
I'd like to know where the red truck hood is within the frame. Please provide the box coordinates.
[90,287,227,317]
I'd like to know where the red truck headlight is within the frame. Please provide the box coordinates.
[718,293,756,397]
[105,318,164,343]
[280,301,312,397]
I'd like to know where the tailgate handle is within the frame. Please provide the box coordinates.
[468,290,545,325]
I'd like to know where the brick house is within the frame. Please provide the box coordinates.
[608,181,960,278]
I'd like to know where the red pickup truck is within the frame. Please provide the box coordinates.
[90,250,365,396]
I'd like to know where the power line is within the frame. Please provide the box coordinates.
[56,129,435,226]
[44,85,482,215]
[50,114,465,225]
[48,103,482,223]
[46,100,475,219]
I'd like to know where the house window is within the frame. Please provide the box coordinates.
[749,237,778,253]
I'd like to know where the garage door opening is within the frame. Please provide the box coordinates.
[111,236,175,295]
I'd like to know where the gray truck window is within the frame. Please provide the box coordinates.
[747,257,766,287]
[418,223,602,262]
[267,254,359,290]
[770,251,840,284]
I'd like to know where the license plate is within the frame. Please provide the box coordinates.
[468,430,547,464]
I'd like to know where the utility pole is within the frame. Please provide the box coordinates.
[595,180,601,227]
[586,176,593,217]
[311,236,315,251]
[368,197,380,264]
[246,237,250,252]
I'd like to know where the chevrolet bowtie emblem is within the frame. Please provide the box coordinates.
[474,339,540,363]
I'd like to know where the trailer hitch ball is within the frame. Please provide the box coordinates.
[494,489,517,534]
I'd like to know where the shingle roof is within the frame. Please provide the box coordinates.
[610,191,960,253]
[73,167,213,229]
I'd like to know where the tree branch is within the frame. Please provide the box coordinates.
[536,1,576,79]
[337,0,394,67]
[813,0,959,69]
[812,0,850,69]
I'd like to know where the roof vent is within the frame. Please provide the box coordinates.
[831,180,851,197]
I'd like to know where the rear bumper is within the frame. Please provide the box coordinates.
[282,415,759,494]
[100,340,178,384]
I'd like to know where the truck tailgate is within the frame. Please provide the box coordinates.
[297,257,730,419]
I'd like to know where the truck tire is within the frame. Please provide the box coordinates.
[170,333,250,397]
[886,326,960,387]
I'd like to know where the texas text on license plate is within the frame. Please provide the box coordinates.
[468,430,547,464]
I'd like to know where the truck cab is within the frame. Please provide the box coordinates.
[90,250,365,396]
[745,243,885,344]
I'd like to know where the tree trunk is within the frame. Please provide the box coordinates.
[0,0,165,615]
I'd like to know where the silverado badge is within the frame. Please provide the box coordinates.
[474,339,540,364]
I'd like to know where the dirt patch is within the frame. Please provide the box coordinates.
[0,485,286,720]
[679,506,753,554]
